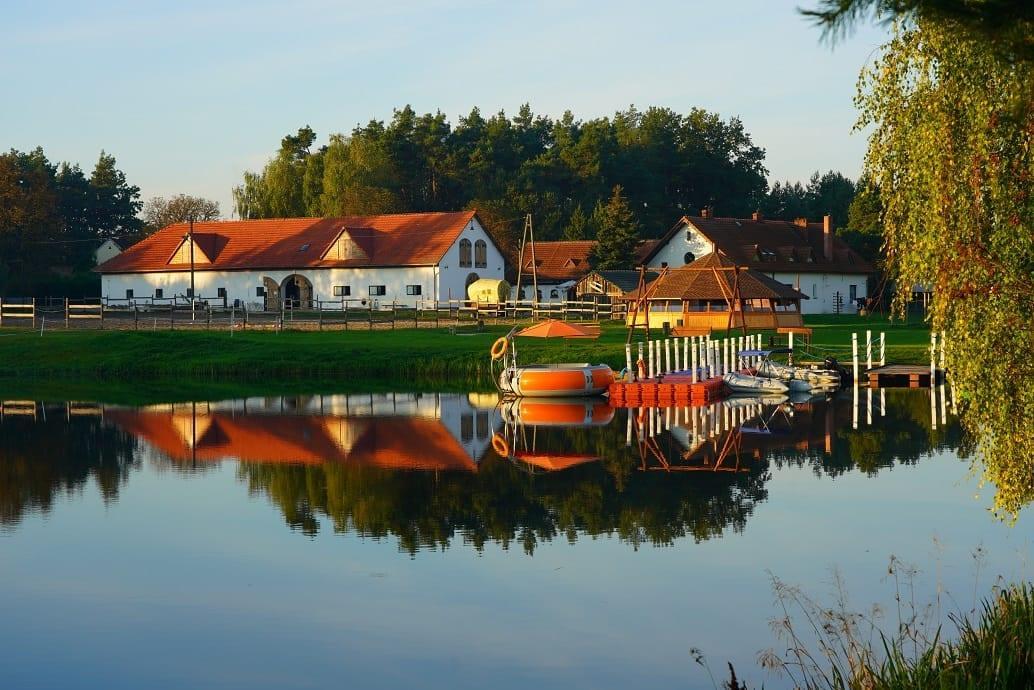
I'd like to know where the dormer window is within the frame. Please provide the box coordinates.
[759,248,777,262]
[299,243,310,252]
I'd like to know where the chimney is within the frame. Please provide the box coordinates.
[752,210,762,221]
[700,207,711,219]
[793,217,808,228]
[823,214,833,261]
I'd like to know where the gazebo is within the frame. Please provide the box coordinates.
[625,252,807,332]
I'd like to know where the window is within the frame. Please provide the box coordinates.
[476,412,490,440]
[812,284,817,298]
[369,285,386,296]
[256,286,265,297]
[759,248,777,262]
[217,287,227,298]
[460,413,474,443]
[661,261,669,268]
[333,285,350,297]
[849,284,857,301]
[298,243,310,252]
[125,289,134,299]
[474,239,487,268]
[406,285,421,296]
[154,288,163,299]
[186,288,194,298]
[459,238,472,267]
[550,289,559,299]
[684,252,695,264]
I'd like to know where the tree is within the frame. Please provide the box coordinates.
[838,181,883,265]
[563,204,589,240]
[590,186,641,270]
[806,3,1034,515]
[88,151,142,239]
[142,195,221,231]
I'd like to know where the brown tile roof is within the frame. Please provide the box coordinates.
[520,239,662,282]
[96,211,479,274]
[520,241,595,282]
[628,252,808,301]
[644,215,873,274]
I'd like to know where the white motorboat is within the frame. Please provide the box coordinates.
[757,359,840,386]
[723,371,789,394]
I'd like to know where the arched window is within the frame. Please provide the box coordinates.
[459,239,472,267]
[474,239,487,268]
[550,289,559,299]
[684,251,695,264]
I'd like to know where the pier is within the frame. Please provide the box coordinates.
[864,364,945,388]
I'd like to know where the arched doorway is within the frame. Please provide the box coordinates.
[280,274,313,309]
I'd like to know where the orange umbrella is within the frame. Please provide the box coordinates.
[515,319,598,339]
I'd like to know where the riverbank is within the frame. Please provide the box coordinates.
[0,314,931,389]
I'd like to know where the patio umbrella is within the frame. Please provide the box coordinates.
[515,319,598,339]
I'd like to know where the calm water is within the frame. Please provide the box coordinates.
[0,389,1029,689]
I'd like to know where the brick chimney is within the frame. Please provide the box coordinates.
[823,214,833,261]
[752,210,763,221]
[700,208,711,219]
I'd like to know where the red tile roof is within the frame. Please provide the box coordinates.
[96,211,479,274]
[627,252,808,301]
[644,215,873,274]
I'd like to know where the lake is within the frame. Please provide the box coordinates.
[0,388,1028,689]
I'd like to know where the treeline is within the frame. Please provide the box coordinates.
[0,148,142,295]
[235,105,880,261]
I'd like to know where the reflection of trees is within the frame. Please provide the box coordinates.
[0,416,138,527]
[767,391,966,477]
[239,416,770,555]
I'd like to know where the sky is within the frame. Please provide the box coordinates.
[2,0,889,217]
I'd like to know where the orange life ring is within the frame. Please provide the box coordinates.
[491,433,510,457]
[637,358,646,380]
[490,337,509,360]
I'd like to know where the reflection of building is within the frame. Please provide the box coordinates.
[103,393,499,471]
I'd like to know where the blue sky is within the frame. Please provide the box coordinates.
[2,0,888,217]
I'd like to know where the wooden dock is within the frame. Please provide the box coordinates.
[608,375,726,408]
[864,365,945,388]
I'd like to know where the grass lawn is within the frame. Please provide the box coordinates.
[0,314,931,397]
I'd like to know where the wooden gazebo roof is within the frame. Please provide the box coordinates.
[627,252,808,302]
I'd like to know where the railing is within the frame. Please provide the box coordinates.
[0,295,628,331]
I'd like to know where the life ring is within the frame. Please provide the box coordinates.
[491,433,510,457]
[636,358,646,380]
[490,337,509,360]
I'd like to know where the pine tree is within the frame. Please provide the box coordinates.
[562,204,588,240]
[590,185,640,270]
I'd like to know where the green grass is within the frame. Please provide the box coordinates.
[0,314,931,397]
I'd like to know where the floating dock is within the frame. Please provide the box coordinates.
[864,365,945,388]
[608,374,726,408]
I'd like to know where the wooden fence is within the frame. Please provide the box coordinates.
[0,295,627,331]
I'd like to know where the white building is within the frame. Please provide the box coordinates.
[641,212,872,314]
[96,211,505,309]
[93,239,123,266]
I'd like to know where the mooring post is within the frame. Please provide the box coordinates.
[853,380,859,429]
[866,329,872,370]
[665,338,672,374]
[880,332,886,366]
[940,330,946,373]
[852,332,859,385]
[673,337,681,371]
[691,338,698,383]
[625,343,633,380]
[637,341,644,382]
[647,339,655,379]
[930,332,937,385]
[788,330,794,365]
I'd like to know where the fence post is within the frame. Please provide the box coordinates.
[369,301,373,330]
[134,305,139,330]
[392,301,397,330]
[866,329,872,370]
[31,298,36,329]
[318,299,323,331]
[880,332,886,366]
[852,332,859,384]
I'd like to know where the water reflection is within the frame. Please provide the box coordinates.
[0,390,962,553]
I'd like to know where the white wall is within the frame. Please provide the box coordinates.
[94,240,122,266]
[435,217,506,301]
[770,272,868,314]
[102,266,439,309]
[648,221,713,269]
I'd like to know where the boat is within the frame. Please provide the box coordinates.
[756,359,840,386]
[723,371,789,394]
[491,322,614,398]
[498,363,614,397]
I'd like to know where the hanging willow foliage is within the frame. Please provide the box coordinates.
[857,19,1034,516]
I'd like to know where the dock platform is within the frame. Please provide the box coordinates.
[609,374,726,408]
[865,365,945,388]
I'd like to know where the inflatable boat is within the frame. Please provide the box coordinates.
[500,398,615,426]
[723,371,789,394]
[498,363,614,397]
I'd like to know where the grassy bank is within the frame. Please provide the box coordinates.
[0,314,931,389]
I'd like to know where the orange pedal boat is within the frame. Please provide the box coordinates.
[498,363,614,397]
